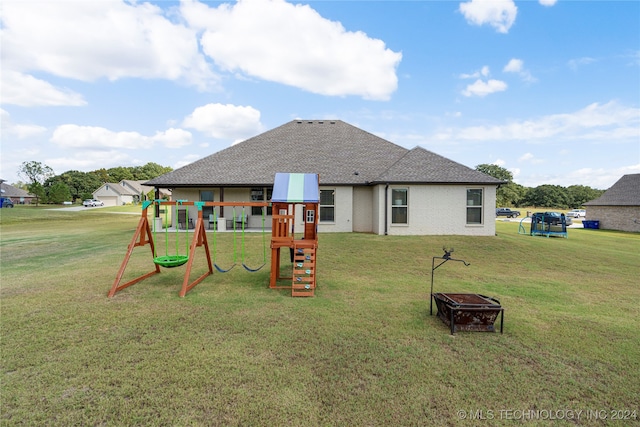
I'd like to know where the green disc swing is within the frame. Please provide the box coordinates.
[153,201,190,268]
[241,206,267,272]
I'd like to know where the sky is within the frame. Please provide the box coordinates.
[1,0,639,190]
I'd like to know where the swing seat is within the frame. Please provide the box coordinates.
[214,263,236,273]
[154,255,189,268]
[242,263,266,272]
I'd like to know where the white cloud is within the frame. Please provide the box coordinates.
[503,59,523,73]
[503,58,536,83]
[539,0,557,6]
[182,103,263,140]
[460,66,491,79]
[459,0,517,34]
[152,128,193,149]
[50,124,193,151]
[518,164,640,189]
[1,71,86,107]
[0,109,48,139]
[517,152,543,164]
[46,151,132,175]
[1,0,217,90]
[462,79,508,97]
[181,0,402,100]
[442,101,640,142]
[568,57,597,70]
[51,125,152,150]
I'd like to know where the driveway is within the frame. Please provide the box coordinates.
[47,205,109,212]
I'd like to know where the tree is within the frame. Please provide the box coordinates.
[28,182,47,205]
[47,182,72,204]
[523,185,573,209]
[18,161,54,185]
[132,162,173,180]
[18,161,55,206]
[567,185,605,208]
[106,166,135,182]
[475,164,513,182]
[475,164,519,207]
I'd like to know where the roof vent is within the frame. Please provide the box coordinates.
[330,121,336,124]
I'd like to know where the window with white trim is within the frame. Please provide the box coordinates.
[320,189,335,222]
[251,188,272,216]
[391,188,408,224]
[466,188,483,224]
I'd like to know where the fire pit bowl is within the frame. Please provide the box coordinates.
[432,293,504,335]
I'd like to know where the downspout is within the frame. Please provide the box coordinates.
[154,188,160,219]
[384,183,389,235]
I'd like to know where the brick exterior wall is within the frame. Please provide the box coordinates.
[586,206,640,233]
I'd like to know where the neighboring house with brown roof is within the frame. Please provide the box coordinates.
[0,179,36,204]
[584,173,640,233]
[146,120,503,236]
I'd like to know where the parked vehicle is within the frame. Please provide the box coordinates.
[536,211,573,226]
[495,208,521,218]
[566,209,586,218]
[1,197,14,208]
[83,199,104,207]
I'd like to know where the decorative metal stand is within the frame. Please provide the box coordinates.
[429,248,470,315]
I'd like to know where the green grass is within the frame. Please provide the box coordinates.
[1,206,639,426]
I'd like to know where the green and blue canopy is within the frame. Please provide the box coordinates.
[271,173,319,203]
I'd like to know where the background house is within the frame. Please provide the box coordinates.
[93,180,170,206]
[584,173,640,233]
[92,182,139,206]
[0,179,36,204]
[146,120,503,236]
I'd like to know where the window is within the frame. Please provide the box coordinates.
[320,189,335,222]
[391,189,408,224]
[200,190,214,201]
[466,188,483,224]
[200,190,214,218]
[251,188,272,216]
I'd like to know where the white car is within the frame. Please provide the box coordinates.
[83,199,104,207]
[566,209,586,218]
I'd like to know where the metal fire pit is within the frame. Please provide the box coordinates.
[429,248,504,335]
[432,292,504,335]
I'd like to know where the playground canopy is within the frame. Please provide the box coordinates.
[271,173,319,203]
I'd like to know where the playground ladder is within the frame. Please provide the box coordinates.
[291,242,316,297]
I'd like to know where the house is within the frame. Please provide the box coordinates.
[584,173,640,233]
[145,120,503,236]
[0,179,36,204]
[93,180,170,206]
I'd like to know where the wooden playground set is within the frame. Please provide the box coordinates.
[108,173,320,298]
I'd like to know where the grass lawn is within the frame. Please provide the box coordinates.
[1,206,639,426]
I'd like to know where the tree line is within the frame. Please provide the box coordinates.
[476,164,605,209]
[15,161,172,205]
[13,161,605,208]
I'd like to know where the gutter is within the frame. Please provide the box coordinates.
[384,183,389,235]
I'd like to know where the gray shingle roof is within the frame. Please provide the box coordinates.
[0,182,33,198]
[584,174,640,206]
[373,146,502,184]
[146,120,502,187]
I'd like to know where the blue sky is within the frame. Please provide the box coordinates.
[2,0,639,189]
